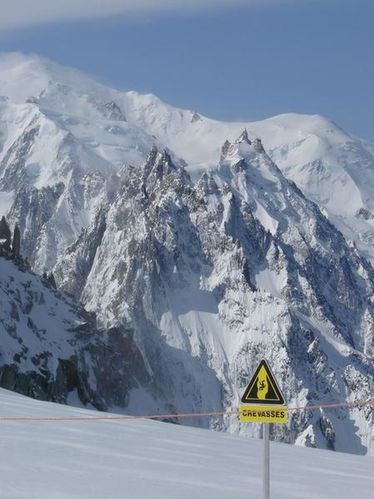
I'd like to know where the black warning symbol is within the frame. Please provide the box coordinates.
[241,359,285,405]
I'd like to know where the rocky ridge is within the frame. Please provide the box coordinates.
[55,134,374,453]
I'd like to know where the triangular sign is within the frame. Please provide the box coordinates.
[241,359,285,405]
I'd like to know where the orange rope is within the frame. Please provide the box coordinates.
[0,398,372,422]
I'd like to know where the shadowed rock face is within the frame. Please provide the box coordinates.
[11,225,21,258]
[0,251,158,412]
[0,216,11,251]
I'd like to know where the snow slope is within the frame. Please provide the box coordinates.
[0,388,373,499]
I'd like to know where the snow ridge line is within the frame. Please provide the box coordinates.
[0,398,373,422]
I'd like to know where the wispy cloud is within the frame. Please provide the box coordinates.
[0,0,315,30]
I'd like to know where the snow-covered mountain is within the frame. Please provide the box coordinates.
[0,53,373,454]
[1,388,373,499]
[1,53,374,267]
[55,134,374,453]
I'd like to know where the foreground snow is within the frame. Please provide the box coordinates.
[0,389,373,499]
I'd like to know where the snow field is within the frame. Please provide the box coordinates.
[0,388,373,499]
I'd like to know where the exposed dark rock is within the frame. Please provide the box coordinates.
[12,225,21,258]
[0,216,11,251]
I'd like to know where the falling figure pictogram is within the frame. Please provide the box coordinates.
[241,360,285,405]
[257,366,269,400]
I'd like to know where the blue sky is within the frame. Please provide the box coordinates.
[0,0,373,141]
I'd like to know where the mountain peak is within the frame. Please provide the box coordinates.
[236,128,251,145]
[220,130,267,166]
[0,52,114,106]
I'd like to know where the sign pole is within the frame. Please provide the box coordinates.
[239,359,287,498]
[263,423,270,499]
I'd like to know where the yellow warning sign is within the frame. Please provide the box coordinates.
[239,405,288,423]
[241,359,285,405]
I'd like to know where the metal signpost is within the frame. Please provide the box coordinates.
[239,359,288,499]
[263,423,270,499]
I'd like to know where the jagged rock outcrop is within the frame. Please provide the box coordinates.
[11,224,21,258]
[57,137,374,453]
[0,216,11,251]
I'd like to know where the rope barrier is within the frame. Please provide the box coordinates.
[0,397,373,423]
